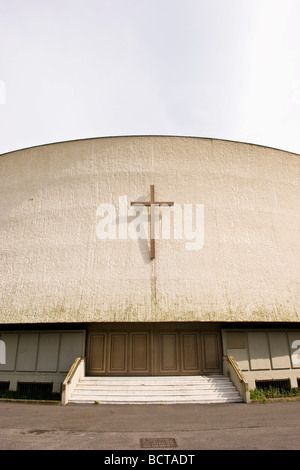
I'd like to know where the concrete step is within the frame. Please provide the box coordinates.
[77,377,231,385]
[68,375,244,404]
[76,378,232,386]
[79,375,230,382]
[72,385,241,392]
[71,390,242,397]
[70,399,243,404]
[75,382,236,389]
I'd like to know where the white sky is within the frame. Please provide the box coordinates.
[0,0,300,155]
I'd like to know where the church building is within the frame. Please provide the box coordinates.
[0,136,299,403]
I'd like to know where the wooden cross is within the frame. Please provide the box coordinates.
[131,184,174,259]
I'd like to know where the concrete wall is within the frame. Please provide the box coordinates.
[222,329,300,388]
[0,330,86,392]
[0,136,299,323]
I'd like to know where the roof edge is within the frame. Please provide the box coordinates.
[0,134,299,157]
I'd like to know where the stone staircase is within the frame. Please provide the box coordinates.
[67,375,244,404]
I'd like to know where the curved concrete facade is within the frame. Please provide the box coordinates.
[0,136,299,323]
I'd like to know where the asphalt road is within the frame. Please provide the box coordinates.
[0,401,299,451]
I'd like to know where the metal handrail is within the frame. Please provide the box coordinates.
[227,355,245,382]
[65,357,84,384]
[61,357,86,405]
[224,355,250,403]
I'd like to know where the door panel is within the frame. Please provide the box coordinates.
[158,333,179,374]
[87,333,106,374]
[129,332,151,374]
[181,333,200,372]
[108,333,127,374]
[202,333,221,373]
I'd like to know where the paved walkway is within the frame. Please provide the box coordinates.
[0,401,299,450]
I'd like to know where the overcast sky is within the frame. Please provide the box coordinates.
[0,0,300,155]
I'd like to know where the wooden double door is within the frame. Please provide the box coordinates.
[86,323,222,376]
